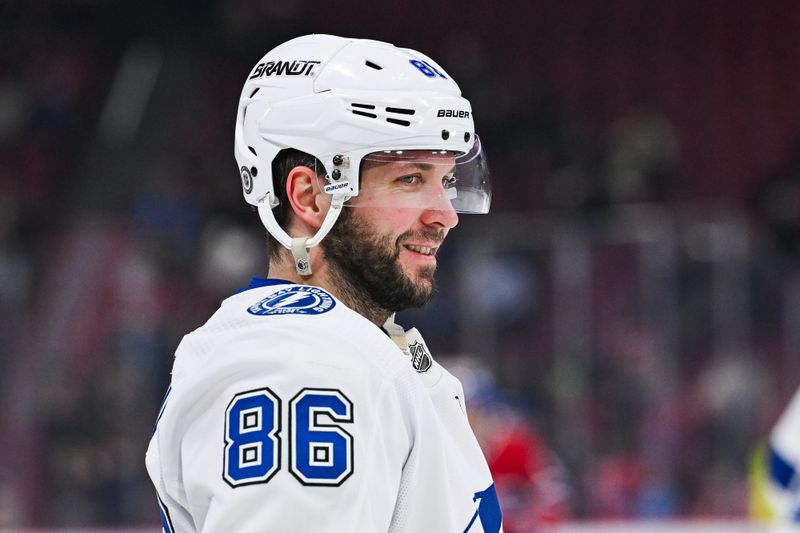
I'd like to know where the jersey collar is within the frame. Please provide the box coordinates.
[234,277,295,295]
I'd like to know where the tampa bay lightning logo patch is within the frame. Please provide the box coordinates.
[248,286,335,316]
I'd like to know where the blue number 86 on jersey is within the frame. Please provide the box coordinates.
[223,387,354,487]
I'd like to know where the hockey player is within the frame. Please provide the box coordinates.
[146,34,501,532]
[751,386,800,531]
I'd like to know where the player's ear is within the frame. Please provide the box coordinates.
[285,165,328,229]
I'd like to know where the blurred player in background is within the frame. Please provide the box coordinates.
[145,34,501,532]
[751,386,800,531]
[452,359,573,532]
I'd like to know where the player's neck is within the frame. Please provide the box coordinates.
[267,252,392,327]
[327,270,392,326]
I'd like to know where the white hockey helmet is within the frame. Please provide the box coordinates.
[234,34,490,274]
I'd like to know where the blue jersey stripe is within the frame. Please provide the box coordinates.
[151,385,172,436]
[233,277,294,295]
[158,496,174,533]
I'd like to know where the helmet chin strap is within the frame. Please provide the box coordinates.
[258,194,346,276]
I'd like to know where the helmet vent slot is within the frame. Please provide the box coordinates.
[249,87,260,98]
[386,107,415,115]
[248,146,257,156]
[365,60,383,70]
[386,118,411,127]
[350,102,377,119]
[352,110,377,119]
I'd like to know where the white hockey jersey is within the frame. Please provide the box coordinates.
[146,278,503,532]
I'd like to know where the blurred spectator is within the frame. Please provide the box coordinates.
[751,145,800,260]
[449,359,573,532]
[605,107,679,205]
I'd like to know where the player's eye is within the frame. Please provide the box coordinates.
[443,175,457,189]
[397,175,419,184]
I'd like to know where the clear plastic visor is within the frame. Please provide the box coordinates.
[316,135,490,214]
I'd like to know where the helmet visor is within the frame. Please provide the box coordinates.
[317,135,491,214]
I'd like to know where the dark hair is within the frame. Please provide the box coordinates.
[265,148,323,259]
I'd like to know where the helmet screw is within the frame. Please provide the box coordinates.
[441,129,450,140]
[251,166,258,177]
[332,169,341,180]
[333,154,344,166]
[464,132,470,142]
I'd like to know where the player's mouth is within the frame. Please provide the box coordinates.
[405,244,436,255]
[402,244,439,262]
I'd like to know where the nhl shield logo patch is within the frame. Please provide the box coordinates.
[408,341,432,373]
[248,286,335,316]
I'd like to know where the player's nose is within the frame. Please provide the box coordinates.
[420,190,459,229]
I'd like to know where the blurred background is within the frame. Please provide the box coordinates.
[0,0,798,530]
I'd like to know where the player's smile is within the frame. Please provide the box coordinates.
[401,242,439,263]
[396,229,447,274]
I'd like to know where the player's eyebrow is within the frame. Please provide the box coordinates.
[393,162,456,174]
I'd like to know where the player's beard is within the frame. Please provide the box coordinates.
[322,207,440,318]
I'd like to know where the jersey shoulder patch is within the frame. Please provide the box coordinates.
[247,285,336,316]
